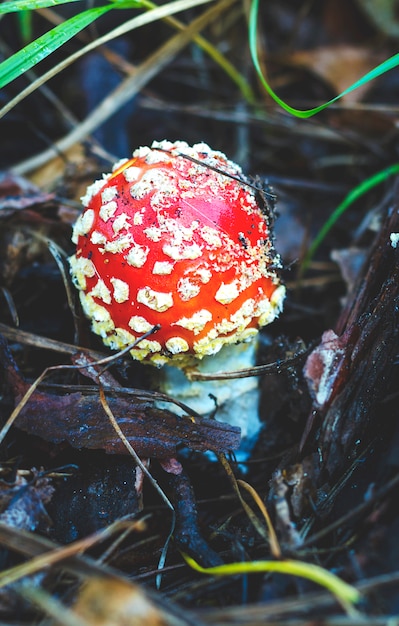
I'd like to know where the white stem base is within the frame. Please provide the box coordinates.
[159,341,262,458]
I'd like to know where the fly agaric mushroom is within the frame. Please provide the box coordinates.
[69,140,285,450]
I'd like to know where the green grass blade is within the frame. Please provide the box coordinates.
[249,0,399,118]
[183,554,361,613]
[0,0,215,121]
[0,5,114,88]
[301,162,399,270]
[17,10,33,43]
[0,0,82,15]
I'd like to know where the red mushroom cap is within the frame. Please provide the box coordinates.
[69,140,285,367]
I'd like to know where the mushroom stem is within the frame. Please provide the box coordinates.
[70,140,285,462]
[158,340,262,459]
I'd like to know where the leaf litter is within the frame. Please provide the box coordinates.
[1,0,399,623]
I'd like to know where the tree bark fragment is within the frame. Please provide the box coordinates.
[304,201,399,479]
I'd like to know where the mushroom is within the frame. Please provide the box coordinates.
[69,140,285,453]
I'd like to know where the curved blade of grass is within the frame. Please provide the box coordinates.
[218,454,269,543]
[0,0,214,119]
[0,4,115,88]
[17,10,33,44]
[302,162,399,271]
[0,0,82,15]
[237,479,281,557]
[249,0,399,118]
[183,553,361,613]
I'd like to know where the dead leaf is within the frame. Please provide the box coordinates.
[73,577,169,626]
[0,173,53,216]
[27,143,86,191]
[281,45,386,103]
[0,336,241,458]
[0,173,63,285]
[0,469,54,532]
[331,247,368,296]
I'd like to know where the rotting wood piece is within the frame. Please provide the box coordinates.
[0,336,241,458]
[304,200,399,479]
